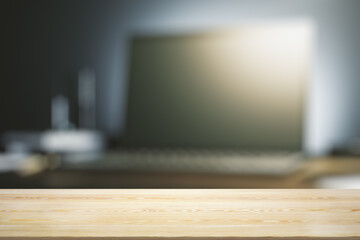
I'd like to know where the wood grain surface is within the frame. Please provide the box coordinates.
[0,189,359,239]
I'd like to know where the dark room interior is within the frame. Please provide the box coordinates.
[1,0,360,189]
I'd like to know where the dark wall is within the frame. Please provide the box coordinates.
[0,0,119,134]
[1,1,52,133]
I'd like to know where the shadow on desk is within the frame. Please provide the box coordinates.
[1,156,360,188]
[0,170,311,188]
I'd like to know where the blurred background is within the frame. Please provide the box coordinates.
[1,0,360,188]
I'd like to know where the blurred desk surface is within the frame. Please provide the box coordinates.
[302,156,360,177]
[0,189,360,239]
[1,155,360,188]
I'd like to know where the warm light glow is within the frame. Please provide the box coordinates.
[196,21,313,101]
[193,21,313,137]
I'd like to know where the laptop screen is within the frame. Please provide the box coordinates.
[123,23,311,151]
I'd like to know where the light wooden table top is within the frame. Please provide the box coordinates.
[0,189,359,239]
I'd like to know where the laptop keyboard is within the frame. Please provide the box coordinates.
[63,149,304,175]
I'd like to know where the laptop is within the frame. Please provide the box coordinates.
[119,22,312,175]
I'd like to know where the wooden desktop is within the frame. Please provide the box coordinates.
[0,189,360,239]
